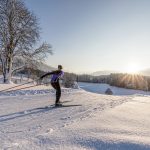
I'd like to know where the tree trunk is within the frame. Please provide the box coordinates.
[0,56,8,83]
[3,73,7,83]
[6,56,13,83]
[3,55,13,84]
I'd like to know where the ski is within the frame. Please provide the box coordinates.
[55,104,82,107]
[58,100,72,104]
[36,105,55,109]
[36,104,82,109]
[35,101,71,109]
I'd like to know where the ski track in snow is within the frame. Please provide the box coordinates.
[0,89,150,149]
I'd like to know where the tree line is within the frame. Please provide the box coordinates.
[77,73,150,91]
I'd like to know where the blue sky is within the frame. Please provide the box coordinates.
[24,0,150,73]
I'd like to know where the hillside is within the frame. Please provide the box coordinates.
[36,62,56,72]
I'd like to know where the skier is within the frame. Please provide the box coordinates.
[40,65,64,106]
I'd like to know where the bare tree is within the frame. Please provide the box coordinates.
[0,0,53,83]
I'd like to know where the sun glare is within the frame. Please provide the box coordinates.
[125,63,141,74]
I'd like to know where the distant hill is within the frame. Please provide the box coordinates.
[92,70,119,76]
[0,57,56,74]
[0,62,55,74]
[92,69,150,77]
[37,62,56,72]
[139,69,150,76]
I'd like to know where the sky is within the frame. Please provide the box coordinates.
[24,0,150,74]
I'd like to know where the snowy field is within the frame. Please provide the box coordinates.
[79,82,150,96]
[0,83,150,149]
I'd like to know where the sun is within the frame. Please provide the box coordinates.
[125,63,141,74]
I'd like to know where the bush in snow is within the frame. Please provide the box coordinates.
[72,81,80,89]
[62,72,78,88]
[105,88,113,95]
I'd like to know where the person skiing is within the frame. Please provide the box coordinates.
[40,65,64,106]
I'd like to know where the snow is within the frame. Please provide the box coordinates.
[0,83,150,149]
[0,75,33,84]
[79,82,150,96]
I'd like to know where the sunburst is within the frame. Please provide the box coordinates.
[125,63,141,74]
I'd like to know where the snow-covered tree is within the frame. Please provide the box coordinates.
[0,0,52,83]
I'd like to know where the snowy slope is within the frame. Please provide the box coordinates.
[0,88,150,150]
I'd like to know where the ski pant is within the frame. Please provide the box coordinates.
[51,82,61,104]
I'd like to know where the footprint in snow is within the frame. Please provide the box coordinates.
[60,116,71,120]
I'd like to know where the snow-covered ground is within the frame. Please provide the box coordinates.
[79,82,150,96]
[0,83,150,149]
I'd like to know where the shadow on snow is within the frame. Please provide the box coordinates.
[0,104,81,123]
[75,138,150,150]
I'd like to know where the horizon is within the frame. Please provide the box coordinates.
[24,0,150,74]
[59,67,150,75]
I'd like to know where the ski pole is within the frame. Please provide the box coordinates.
[0,78,40,93]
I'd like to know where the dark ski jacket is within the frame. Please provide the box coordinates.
[40,70,64,83]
